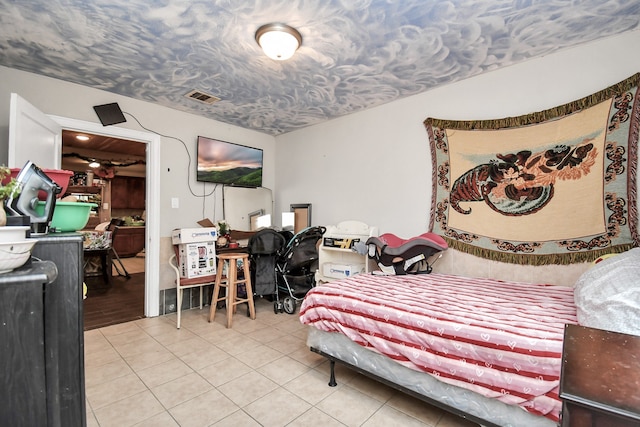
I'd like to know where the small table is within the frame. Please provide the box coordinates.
[560,324,640,426]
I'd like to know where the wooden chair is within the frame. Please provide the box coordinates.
[168,245,216,329]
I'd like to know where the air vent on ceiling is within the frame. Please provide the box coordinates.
[184,89,221,105]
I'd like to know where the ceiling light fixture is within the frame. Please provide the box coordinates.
[255,23,302,61]
[75,135,90,141]
[88,161,100,168]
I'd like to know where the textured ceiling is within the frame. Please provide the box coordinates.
[1,1,639,136]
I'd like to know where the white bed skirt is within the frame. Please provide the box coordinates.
[307,327,556,427]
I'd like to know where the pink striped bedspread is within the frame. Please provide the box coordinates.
[299,273,577,422]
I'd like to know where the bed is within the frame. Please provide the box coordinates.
[299,272,578,427]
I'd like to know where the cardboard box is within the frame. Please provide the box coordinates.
[323,237,360,249]
[171,227,217,244]
[177,241,217,278]
[322,263,365,279]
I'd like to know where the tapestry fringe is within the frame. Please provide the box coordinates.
[445,238,635,266]
[424,73,640,130]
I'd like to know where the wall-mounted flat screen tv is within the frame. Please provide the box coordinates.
[196,136,263,187]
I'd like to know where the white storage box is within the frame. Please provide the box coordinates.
[322,263,365,279]
[171,227,217,244]
[177,241,217,278]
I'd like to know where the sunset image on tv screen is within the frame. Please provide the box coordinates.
[197,136,263,187]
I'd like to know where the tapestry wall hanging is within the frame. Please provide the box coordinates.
[425,73,640,265]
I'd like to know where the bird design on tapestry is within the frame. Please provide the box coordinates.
[449,140,597,216]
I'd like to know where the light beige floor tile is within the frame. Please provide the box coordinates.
[235,343,283,368]
[246,325,288,343]
[316,385,384,427]
[212,409,262,426]
[257,355,309,385]
[99,321,142,337]
[86,372,148,409]
[134,315,174,330]
[288,345,326,368]
[231,317,270,334]
[84,346,122,370]
[169,389,239,427]
[214,334,262,356]
[283,368,341,406]
[84,330,112,354]
[105,328,153,347]
[93,390,164,427]
[113,336,167,358]
[164,335,215,357]
[287,407,347,427]
[151,372,213,409]
[244,387,312,427]
[86,408,100,427]
[217,370,279,407]
[198,356,253,387]
[136,357,194,388]
[151,327,197,346]
[124,348,176,372]
[178,344,230,371]
[202,325,245,344]
[84,357,133,388]
[132,410,180,426]
[265,333,307,355]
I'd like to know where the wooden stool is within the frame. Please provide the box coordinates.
[208,253,255,328]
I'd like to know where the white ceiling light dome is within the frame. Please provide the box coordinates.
[255,23,302,61]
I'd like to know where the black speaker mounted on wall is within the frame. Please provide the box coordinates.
[93,102,126,126]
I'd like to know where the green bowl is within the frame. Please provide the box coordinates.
[36,201,98,232]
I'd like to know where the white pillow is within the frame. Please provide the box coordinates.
[574,247,640,336]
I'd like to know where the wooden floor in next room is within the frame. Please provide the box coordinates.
[83,255,146,331]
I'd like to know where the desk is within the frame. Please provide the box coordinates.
[560,324,640,426]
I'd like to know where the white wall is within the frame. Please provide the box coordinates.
[275,29,640,285]
[0,66,276,235]
[0,66,276,293]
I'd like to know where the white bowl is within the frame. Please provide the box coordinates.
[0,226,30,242]
[0,239,37,274]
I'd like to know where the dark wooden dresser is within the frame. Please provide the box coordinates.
[560,324,640,426]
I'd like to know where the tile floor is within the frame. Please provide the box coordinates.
[84,298,480,427]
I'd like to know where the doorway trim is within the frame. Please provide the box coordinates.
[51,115,161,317]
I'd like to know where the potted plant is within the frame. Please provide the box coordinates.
[216,219,230,247]
[0,167,20,226]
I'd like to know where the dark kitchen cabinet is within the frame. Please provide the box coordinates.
[111,176,145,209]
[0,260,58,426]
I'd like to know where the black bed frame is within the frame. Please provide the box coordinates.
[311,346,503,427]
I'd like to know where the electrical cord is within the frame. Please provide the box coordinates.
[122,111,218,199]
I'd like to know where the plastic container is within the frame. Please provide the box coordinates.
[0,239,37,273]
[0,226,30,242]
[36,201,97,232]
[6,168,74,199]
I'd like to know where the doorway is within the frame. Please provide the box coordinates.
[52,115,161,319]
[62,130,147,329]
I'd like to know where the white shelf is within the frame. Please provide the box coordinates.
[315,220,378,283]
